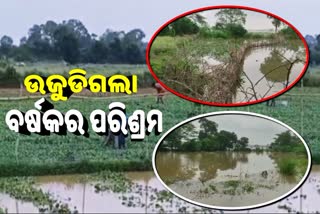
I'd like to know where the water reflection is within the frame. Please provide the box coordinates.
[156,151,307,207]
[0,167,319,213]
[236,44,304,102]
[156,151,295,183]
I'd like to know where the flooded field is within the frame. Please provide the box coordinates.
[0,166,319,213]
[155,151,308,207]
[235,46,305,102]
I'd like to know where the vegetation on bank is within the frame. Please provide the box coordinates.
[269,130,306,153]
[160,118,250,152]
[149,9,304,102]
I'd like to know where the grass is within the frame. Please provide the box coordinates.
[224,180,241,189]
[242,182,255,193]
[279,159,296,175]
[14,61,148,76]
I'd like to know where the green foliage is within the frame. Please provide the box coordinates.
[0,59,21,87]
[199,27,229,39]
[267,16,282,32]
[270,130,305,153]
[198,118,218,140]
[280,27,299,39]
[279,159,296,175]
[0,177,76,213]
[170,17,200,36]
[0,19,146,64]
[215,9,247,26]
[224,180,240,189]
[224,24,247,38]
[242,182,254,193]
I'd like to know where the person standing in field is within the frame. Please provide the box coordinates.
[152,82,167,104]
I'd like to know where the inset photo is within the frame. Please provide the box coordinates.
[147,6,309,106]
[153,112,311,209]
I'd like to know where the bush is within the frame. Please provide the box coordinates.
[301,74,320,87]
[280,27,298,39]
[171,17,199,36]
[225,24,247,38]
[199,27,229,39]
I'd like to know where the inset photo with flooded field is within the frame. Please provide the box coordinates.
[153,112,311,209]
[147,6,309,105]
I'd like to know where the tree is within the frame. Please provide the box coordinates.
[188,14,207,26]
[215,130,238,150]
[215,9,247,27]
[267,16,281,33]
[0,35,13,56]
[198,118,218,140]
[171,17,199,36]
[236,137,249,150]
[225,23,247,38]
[272,131,299,146]
[163,123,196,150]
[53,26,80,64]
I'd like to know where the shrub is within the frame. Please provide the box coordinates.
[170,17,199,36]
[280,27,298,39]
[225,24,247,38]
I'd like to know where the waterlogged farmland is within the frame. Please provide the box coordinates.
[148,8,307,104]
[0,168,320,213]
[156,151,308,207]
[0,87,320,212]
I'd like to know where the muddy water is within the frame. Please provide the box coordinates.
[0,166,318,213]
[235,47,304,102]
[156,151,308,207]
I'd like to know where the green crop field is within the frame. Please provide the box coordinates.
[0,86,319,177]
[14,61,149,77]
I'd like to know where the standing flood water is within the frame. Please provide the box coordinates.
[0,167,319,213]
[156,151,307,207]
[235,46,305,102]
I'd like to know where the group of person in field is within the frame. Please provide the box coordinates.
[103,82,167,149]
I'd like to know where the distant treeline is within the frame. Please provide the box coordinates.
[160,118,250,152]
[158,10,298,39]
[306,35,320,66]
[160,118,304,153]
[0,19,146,64]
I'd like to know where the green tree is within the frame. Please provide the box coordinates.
[272,131,299,146]
[198,118,218,140]
[163,123,196,150]
[215,130,238,150]
[235,137,249,150]
[215,9,247,27]
[225,23,247,38]
[267,16,281,33]
[171,17,200,36]
[0,35,13,56]
[53,26,80,64]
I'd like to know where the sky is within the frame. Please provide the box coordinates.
[200,10,275,32]
[0,0,319,44]
[192,114,290,146]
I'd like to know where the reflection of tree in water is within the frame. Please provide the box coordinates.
[198,152,239,182]
[157,152,251,184]
[156,152,196,183]
[260,49,292,82]
[233,151,249,163]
